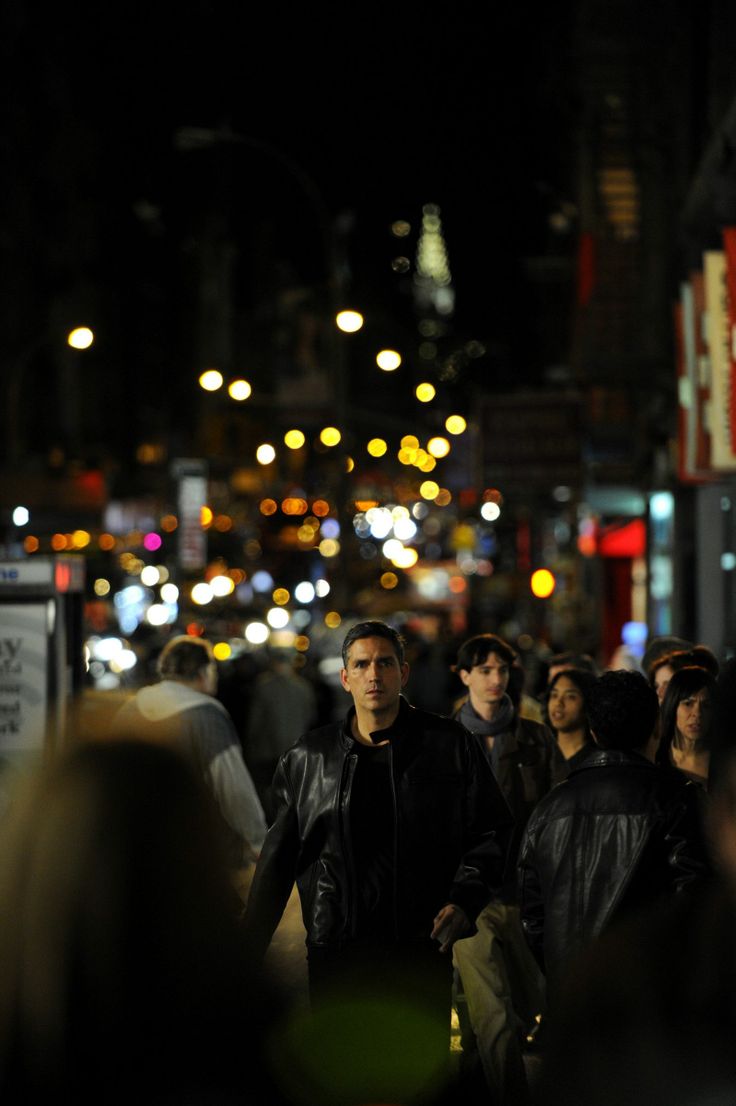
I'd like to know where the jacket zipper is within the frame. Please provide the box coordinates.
[388,741,399,941]
[341,749,359,940]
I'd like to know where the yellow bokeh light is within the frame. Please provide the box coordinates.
[418,456,437,472]
[213,642,232,661]
[72,530,91,548]
[380,572,399,589]
[336,310,364,333]
[401,435,420,450]
[367,438,388,457]
[319,539,340,557]
[284,429,306,449]
[93,578,111,597]
[256,443,276,465]
[320,426,342,447]
[392,547,419,569]
[228,378,252,401]
[420,480,440,500]
[446,414,467,435]
[273,588,291,606]
[199,369,223,392]
[376,349,402,372]
[67,326,94,350]
[416,383,436,403]
[427,436,450,458]
[345,455,354,472]
[531,569,556,599]
[200,506,213,527]
[398,449,413,465]
[295,635,310,652]
[324,611,342,629]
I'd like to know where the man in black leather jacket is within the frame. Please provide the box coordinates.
[242,621,513,1103]
[518,669,708,1000]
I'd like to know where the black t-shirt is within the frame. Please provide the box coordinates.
[350,740,396,940]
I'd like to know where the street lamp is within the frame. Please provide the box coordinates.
[5,326,95,467]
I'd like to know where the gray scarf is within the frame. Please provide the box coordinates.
[457,694,515,775]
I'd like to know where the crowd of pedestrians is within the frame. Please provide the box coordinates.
[0,620,732,1104]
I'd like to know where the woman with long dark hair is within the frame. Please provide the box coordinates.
[657,666,717,787]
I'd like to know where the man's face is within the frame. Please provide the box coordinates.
[459,651,510,710]
[547,676,585,734]
[340,636,409,714]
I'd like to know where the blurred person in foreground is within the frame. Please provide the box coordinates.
[450,634,555,1105]
[113,635,267,882]
[0,741,283,1105]
[243,620,514,1106]
[533,667,736,1106]
[518,670,709,1004]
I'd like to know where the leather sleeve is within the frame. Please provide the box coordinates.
[517,818,546,970]
[665,782,711,892]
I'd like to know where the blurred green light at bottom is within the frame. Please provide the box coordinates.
[268,994,450,1106]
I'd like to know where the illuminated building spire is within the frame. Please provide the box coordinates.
[414,203,455,316]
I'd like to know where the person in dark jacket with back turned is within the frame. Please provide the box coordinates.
[242,620,514,1106]
[451,633,556,1105]
[517,669,709,1003]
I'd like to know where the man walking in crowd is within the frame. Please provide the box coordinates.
[451,633,556,1105]
[113,635,267,872]
[518,669,708,1000]
[243,620,514,1106]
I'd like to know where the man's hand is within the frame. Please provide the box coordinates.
[431,903,471,953]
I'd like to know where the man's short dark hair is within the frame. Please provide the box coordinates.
[587,670,658,751]
[157,636,214,681]
[454,634,516,673]
[341,621,405,667]
[546,651,599,679]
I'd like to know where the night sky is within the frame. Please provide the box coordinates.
[3,5,578,472]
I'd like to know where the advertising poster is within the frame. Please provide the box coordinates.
[0,603,49,756]
[704,250,736,470]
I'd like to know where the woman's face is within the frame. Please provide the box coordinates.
[654,664,675,704]
[547,676,585,734]
[675,688,712,743]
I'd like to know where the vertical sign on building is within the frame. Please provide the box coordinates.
[704,251,736,470]
[172,459,208,571]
